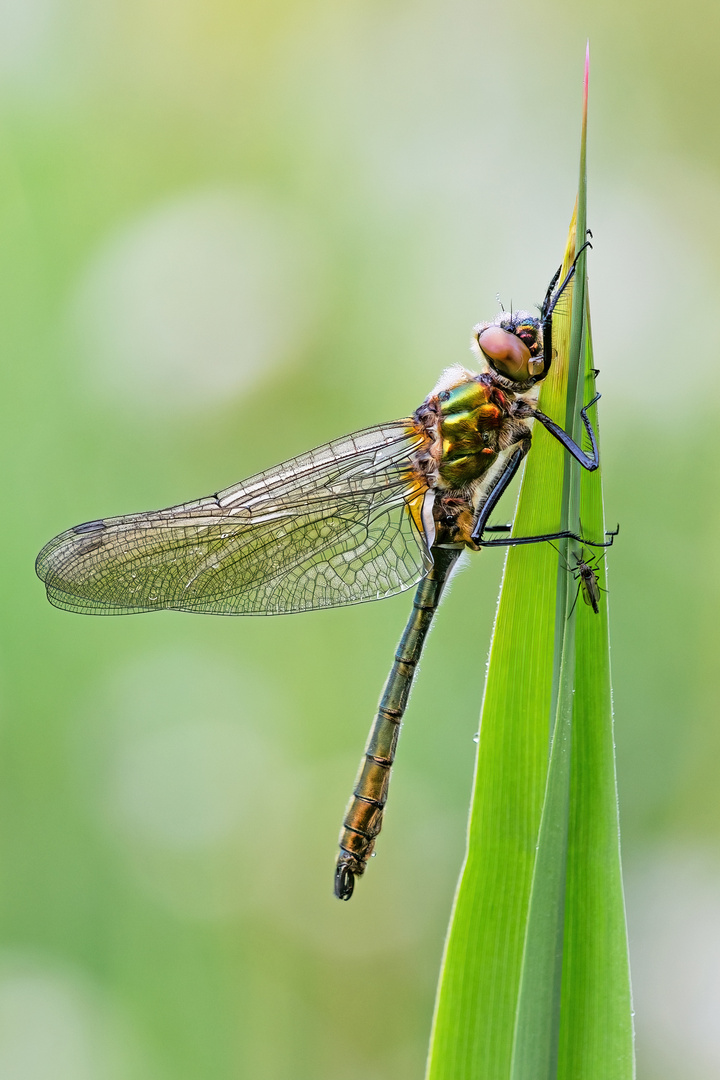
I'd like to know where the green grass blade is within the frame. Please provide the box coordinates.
[426,50,634,1080]
[509,55,589,1079]
[556,314,635,1077]
[510,626,576,1080]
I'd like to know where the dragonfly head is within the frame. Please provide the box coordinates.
[473,311,545,385]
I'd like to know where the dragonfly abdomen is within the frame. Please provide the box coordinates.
[335,546,461,899]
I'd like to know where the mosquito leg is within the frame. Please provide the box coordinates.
[546,540,571,573]
[590,548,610,569]
[483,524,513,532]
[525,392,601,471]
[568,581,582,618]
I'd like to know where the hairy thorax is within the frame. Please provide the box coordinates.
[408,367,532,548]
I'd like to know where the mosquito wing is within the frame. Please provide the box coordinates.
[36,421,432,616]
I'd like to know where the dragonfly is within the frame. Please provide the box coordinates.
[36,252,613,901]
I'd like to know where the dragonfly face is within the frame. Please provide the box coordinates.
[473,310,545,386]
[36,255,603,900]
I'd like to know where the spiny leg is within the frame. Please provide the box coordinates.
[470,414,615,545]
[470,444,528,544]
[539,265,562,322]
[537,236,592,381]
[479,526,618,549]
[543,238,592,321]
[523,393,601,471]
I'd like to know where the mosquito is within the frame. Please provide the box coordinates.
[547,541,610,616]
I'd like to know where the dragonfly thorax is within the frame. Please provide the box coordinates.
[436,376,506,489]
[409,369,532,546]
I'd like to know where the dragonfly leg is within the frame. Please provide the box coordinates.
[522,393,601,471]
[531,267,560,384]
[470,443,529,544]
[480,525,618,549]
[543,240,592,320]
[534,238,592,382]
[539,264,562,324]
[335,546,461,899]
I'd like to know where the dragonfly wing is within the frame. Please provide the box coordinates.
[36,422,432,615]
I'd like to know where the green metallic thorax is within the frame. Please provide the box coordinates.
[436,377,507,489]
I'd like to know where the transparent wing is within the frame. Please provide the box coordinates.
[36,421,432,616]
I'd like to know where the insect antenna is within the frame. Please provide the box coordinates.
[546,539,571,574]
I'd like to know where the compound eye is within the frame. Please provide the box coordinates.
[477,325,532,382]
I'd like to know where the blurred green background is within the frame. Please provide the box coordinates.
[2,1,719,1077]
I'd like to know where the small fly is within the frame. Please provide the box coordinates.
[550,542,611,616]
[569,547,609,615]
[36,247,613,900]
